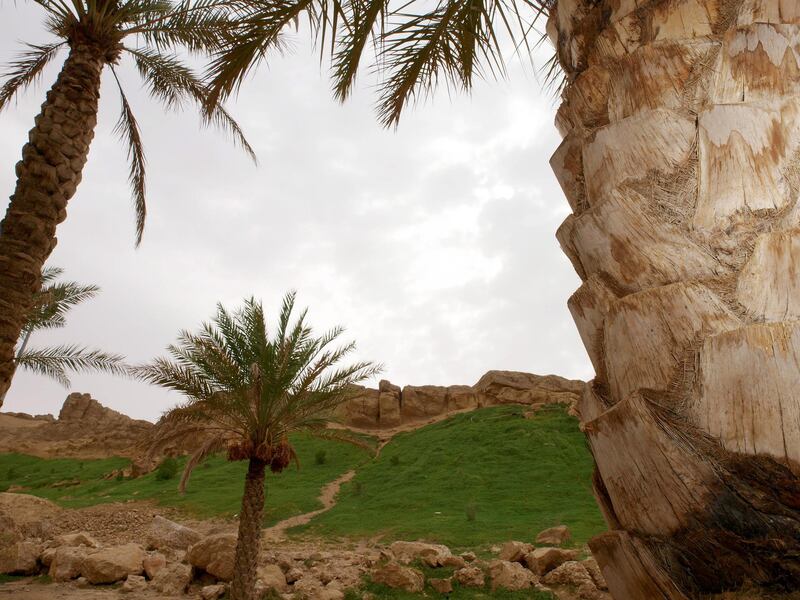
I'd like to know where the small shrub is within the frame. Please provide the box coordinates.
[155,457,179,481]
[465,502,477,522]
[315,450,327,465]
[389,455,401,467]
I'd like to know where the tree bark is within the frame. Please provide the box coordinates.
[550,0,800,596]
[0,42,104,406]
[230,457,267,600]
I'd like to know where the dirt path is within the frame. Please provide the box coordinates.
[262,469,356,541]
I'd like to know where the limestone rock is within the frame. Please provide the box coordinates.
[371,562,425,593]
[188,533,236,581]
[336,386,380,427]
[200,584,227,600]
[121,574,148,593]
[498,540,534,562]
[475,371,584,407]
[389,541,452,567]
[81,543,145,584]
[379,381,402,427]
[489,560,536,591]
[0,493,60,539]
[447,385,478,411]
[40,547,55,567]
[53,532,98,549]
[48,546,86,581]
[582,557,608,591]
[142,553,166,579]
[0,541,42,575]
[151,561,191,594]
[536,525,572,546]
[441,554,467,569]
[454,565,485,587]
[401,385,448,420]
[257,564,288,592]
[525,547,580,575]
[542,561,602,599]
[429,577,453,594]
[146,515,201,551]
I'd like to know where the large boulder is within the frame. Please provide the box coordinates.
[53,532,99,549]
[525,547,580,575]
[81,543,146,584]
[336,387,380,427]
[0,493,60,540]
[142,553,166,579]
[401,386,448,420]
[146,515,201,551]
[151,561,192,594]
[257,564,288,593]
[498,540,534,562]
[49,546,87,581]
[0,541,42,575]
[389,541,452,567]
[121,574,148,594]
[454,566,485,588]
[536,525,572,546]
[474,371,584,406]
[371,562,424,593]
[489,560,536,591]
[188,534,236,581]
[378,381,402,427]
[447,385,478,411]
[582,557,608,591]
[542,561,603,599]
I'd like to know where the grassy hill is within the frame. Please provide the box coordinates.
[0,405,606,547]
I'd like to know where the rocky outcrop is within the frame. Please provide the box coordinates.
[145,515,201,551]
[337,371,585,428]
[0,393,152,459]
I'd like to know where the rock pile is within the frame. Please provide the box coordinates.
[337,370,585,429]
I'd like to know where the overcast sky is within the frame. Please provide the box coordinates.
[0,5,591,422]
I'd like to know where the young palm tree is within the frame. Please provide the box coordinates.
[0,0,255,406]
[206,0,800,596]
[135,292,380,600]
[1,266,126,404]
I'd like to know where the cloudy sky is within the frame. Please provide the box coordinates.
[0,5,591,422]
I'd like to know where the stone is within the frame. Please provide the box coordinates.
[200,584,227,600]
[151,561,192,595]
[74,576,89,587]
[121,574,148,593]
[286,566,304,583]
[82,543,145,584]
[53,532,99,549]
[142,553,166,579]
[371,562,425,593]
[389,541,452,567]
[401,385,448,420]
[336,386,380,427]
[447,385,478,410]
[498,540,534,562]
[525,547,580,575]
[454,566,485,588]
[0,541,42,575]
[379,387,402,427]
[582,557,608,591]
[460,551,477,562]
[489,560,536,591]
[441,554,467,569]
[146,515,201,551]
[474,371,584,407]
[0,493,60,540]
[48,546,86,581]
[429,577,453,594]
[40,547,56,567]
[187,533,236,581]
[536,525,572,546]
[257,564,288,592]
[542,561,601,599]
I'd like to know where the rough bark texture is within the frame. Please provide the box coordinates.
[229,458,267,600]
[0,43,105,405]
[551,0,800,596]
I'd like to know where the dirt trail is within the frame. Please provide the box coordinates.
[262,469,356,541]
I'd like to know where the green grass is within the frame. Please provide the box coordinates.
[302,405,605,548]
[346,581,554,599]
[0,433,371,526]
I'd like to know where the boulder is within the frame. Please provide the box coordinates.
[489,560,536,591]
[286,566,304,583]
[121,574,148,593]
[498,540,533,562]
[454,566,485,588]
[447,385,478,410]
[0,493,60,539]
[146,515,201,551]
[40,547,56,567]
[188,533,236,581]
[525,547,580,575]
[371,562,425,593]
[257,564,288,592]
[441,554,466,569]
[379,382,402,428]
[460,551,477,562]
[429,577,453,594]
[337,387,380,427]
[582,557,608,591]
[536,525,572,546]
[53,532,98,549]
[401,386,448,420]
[143,553,166,579]
[151,561,192,595]
[200,584,227,600]
[81,543,145,584]
[474,371,584,406]
[389,541,452,567]
[542,561,602,599]
[0,541,42,575]
[49,546,86,581]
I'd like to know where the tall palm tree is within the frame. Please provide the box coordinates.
[1,265,126,404]
[0,0,255,406]
[205,0,800,596]
[135,292,380,600]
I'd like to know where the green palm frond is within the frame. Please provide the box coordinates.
[25,278,100,332]
[16,344,127,387]
[0,42,66,112]
[330,0,386,101]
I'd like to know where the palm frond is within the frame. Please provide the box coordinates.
[0,42,65,112]
[178,433,227,493]
[25,277,100,332]
[16,344,127,388]
[331,0,387,101]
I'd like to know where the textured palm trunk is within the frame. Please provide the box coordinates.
[549,0,800,596]
[0,42,104,406]
[230,457,267,600]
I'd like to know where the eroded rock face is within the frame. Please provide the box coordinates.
[475,371,584,406]
[0,541,42,575]
[188,534,236,581]
[0,493,60,540]
[371,562,425,593]
[81,543,145,584]
[49,546,86,581]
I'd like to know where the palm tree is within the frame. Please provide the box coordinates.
[1,265,126,404]
[204,0,800,596]
[0,0,255,406]
[135,292,380,600]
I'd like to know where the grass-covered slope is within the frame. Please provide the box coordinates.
[0,434,370,526]
[303,405,606,548]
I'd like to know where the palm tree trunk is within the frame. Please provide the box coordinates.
[230,457,267,600]
[550,0,800,596]
[0,42,105,406]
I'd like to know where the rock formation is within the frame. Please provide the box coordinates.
[335,371,584,429]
